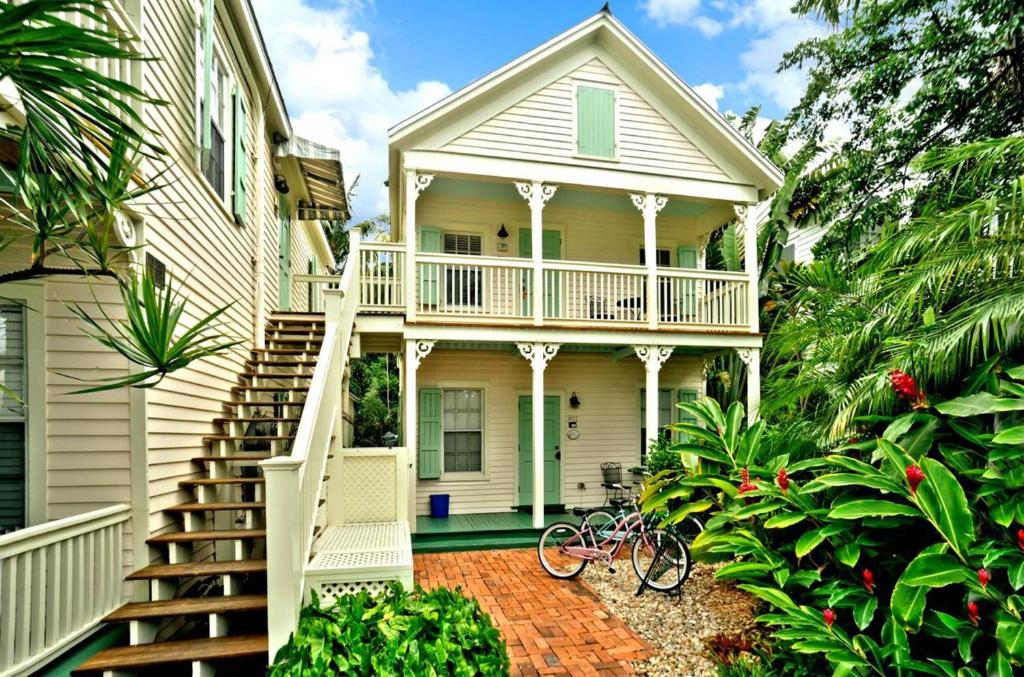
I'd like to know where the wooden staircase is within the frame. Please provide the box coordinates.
[75,313,326,675]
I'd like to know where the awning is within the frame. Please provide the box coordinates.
[275,135,350,221]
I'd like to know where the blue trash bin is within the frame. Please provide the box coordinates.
[429,494,450,519]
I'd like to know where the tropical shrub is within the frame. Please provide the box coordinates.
[268,584,510,676]
[644,366,1024,675]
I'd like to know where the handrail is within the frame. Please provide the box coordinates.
[0,504,131,676]
[263,246,360,657]
[359,241,406,252]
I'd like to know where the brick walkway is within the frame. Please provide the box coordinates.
[415,549,651,676]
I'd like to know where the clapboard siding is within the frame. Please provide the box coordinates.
[415,350,702,515]
[417,193,706,265]
[444,58,729,182]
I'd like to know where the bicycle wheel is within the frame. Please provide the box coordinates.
[582,510,618,550]
[631,528,690,591]
[538,522,589,579]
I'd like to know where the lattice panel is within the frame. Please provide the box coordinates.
[315,523,408,553]
[311,580,393,602]
[341,456,397,522]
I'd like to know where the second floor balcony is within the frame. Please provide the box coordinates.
[354,240,752,332]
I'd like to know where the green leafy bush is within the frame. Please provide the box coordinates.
[268,583,510,676]
[645,437,685,475]
[644,365,1024,675]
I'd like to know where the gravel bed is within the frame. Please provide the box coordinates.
[581,561,757,676]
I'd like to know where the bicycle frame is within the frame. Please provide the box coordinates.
[561,507,653,565]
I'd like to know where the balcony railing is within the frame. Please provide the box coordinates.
[354,242,752,331]
[0,504,131,676]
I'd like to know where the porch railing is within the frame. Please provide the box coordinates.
[0,504,131,676]
[356,242,751,330]
[262,237,360,657]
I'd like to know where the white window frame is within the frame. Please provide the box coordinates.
[570,79,620,162]
[193,2,235,208]
[438,385,487,480]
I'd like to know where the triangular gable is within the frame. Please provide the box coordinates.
[442,57,730,184]
[390,12,783,193]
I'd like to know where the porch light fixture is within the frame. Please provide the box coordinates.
[274,175,290,194]
[497,224,509,239]
[570,392,581,408]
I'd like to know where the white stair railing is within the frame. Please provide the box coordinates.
[262,242,360,658]
[0,504,131,676]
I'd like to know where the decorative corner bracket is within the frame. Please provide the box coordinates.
[629,193,668,217]
[408,339,435,370]
[733,203,750,221]
[517,342,561,370]
[515,181,558,211]
[632,345,674,372]
[409,173,435,201]
[734,347,758,368]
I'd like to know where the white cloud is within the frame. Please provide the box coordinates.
[693,82,725,110]
[641,0,722,37]
[251,0,451,223]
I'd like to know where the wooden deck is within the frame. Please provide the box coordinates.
[412,511,569,553]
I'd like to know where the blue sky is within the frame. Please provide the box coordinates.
[252,0,825,224]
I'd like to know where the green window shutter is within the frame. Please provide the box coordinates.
[419,227,442,306]
[577,85,615,158]
[676,246,698,269]
[518,228,531,258]
[418,388,442,479]
[201,0,214,157]
[232,86,247,224]
[676,388,699,442]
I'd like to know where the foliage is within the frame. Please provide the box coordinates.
[0,0,237,391]
[350,353,400,447]
[268,584,510,676]
[762,138,1024,443]
[782,0,1024,263]
[645,436,685,475]
[645,365,1024,675]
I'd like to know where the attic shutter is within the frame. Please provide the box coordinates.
[419,227,442,306]
[418,388,442,479]
[0,305,25,533]
[677,246,698,319]
[676,388,699,442]
[232,86,248,224]
[200,0,214,163]
[577,85,615,158]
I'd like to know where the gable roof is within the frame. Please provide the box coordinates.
[389,11,784,195]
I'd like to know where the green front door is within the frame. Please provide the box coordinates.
[519,229,561,317]
[517,395,561,506]
[278,196,292,311]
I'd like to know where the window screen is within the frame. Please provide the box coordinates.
[639,249,671,266]
[443,389,482,473]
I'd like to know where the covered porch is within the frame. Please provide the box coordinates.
[412,511,566,553]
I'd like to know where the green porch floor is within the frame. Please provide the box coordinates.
[412,511,569,553]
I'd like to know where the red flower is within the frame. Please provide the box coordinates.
[776,467,790,493]
[1017,529,1024,552]
[862,568,875,594]
[889,369,929,408]
[906,465,926,495]
[738,467,756,494]
[967,601,980,626]
[978,568,990,589]
[823,608,836,629]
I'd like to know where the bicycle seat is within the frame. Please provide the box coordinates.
[609,497,628,509]
[571,506,592,516]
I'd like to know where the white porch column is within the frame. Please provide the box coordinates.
[736,347,761,422]
[403,339,435,530]
[515,181,558,325]
[404,171,434,323]
[737,204,759,332]
[517,342,560,528]
[633,345,673,455]
[630,193,668,329]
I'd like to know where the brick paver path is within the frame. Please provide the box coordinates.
[415,549,651,676]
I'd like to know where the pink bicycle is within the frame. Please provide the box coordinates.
[536,484,690,592]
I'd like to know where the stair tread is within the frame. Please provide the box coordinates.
[192,454,274,462]
[251,348,317,354]
[231,386,310,392]
[204,435,293,441]
[240,372,313,378]
[103,595,267,621]
[180,477,265,486]
[126,559,267,580]
[73,634,267,673]
[213,417,301,423]
[147,529,266,544]
[166,501,266,512]
[226,400,305,405]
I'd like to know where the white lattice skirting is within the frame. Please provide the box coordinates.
[306,522,413,604]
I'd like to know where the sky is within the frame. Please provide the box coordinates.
[251,0,828,226]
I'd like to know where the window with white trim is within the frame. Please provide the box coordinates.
[443,389,483,473]
[443,233,483,307]
[194,5,233,202]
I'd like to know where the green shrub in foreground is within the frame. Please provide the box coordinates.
[268,583,510,676]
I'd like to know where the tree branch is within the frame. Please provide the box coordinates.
[0,265,116,285]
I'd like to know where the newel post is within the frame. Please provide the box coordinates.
[261,456,302,658]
